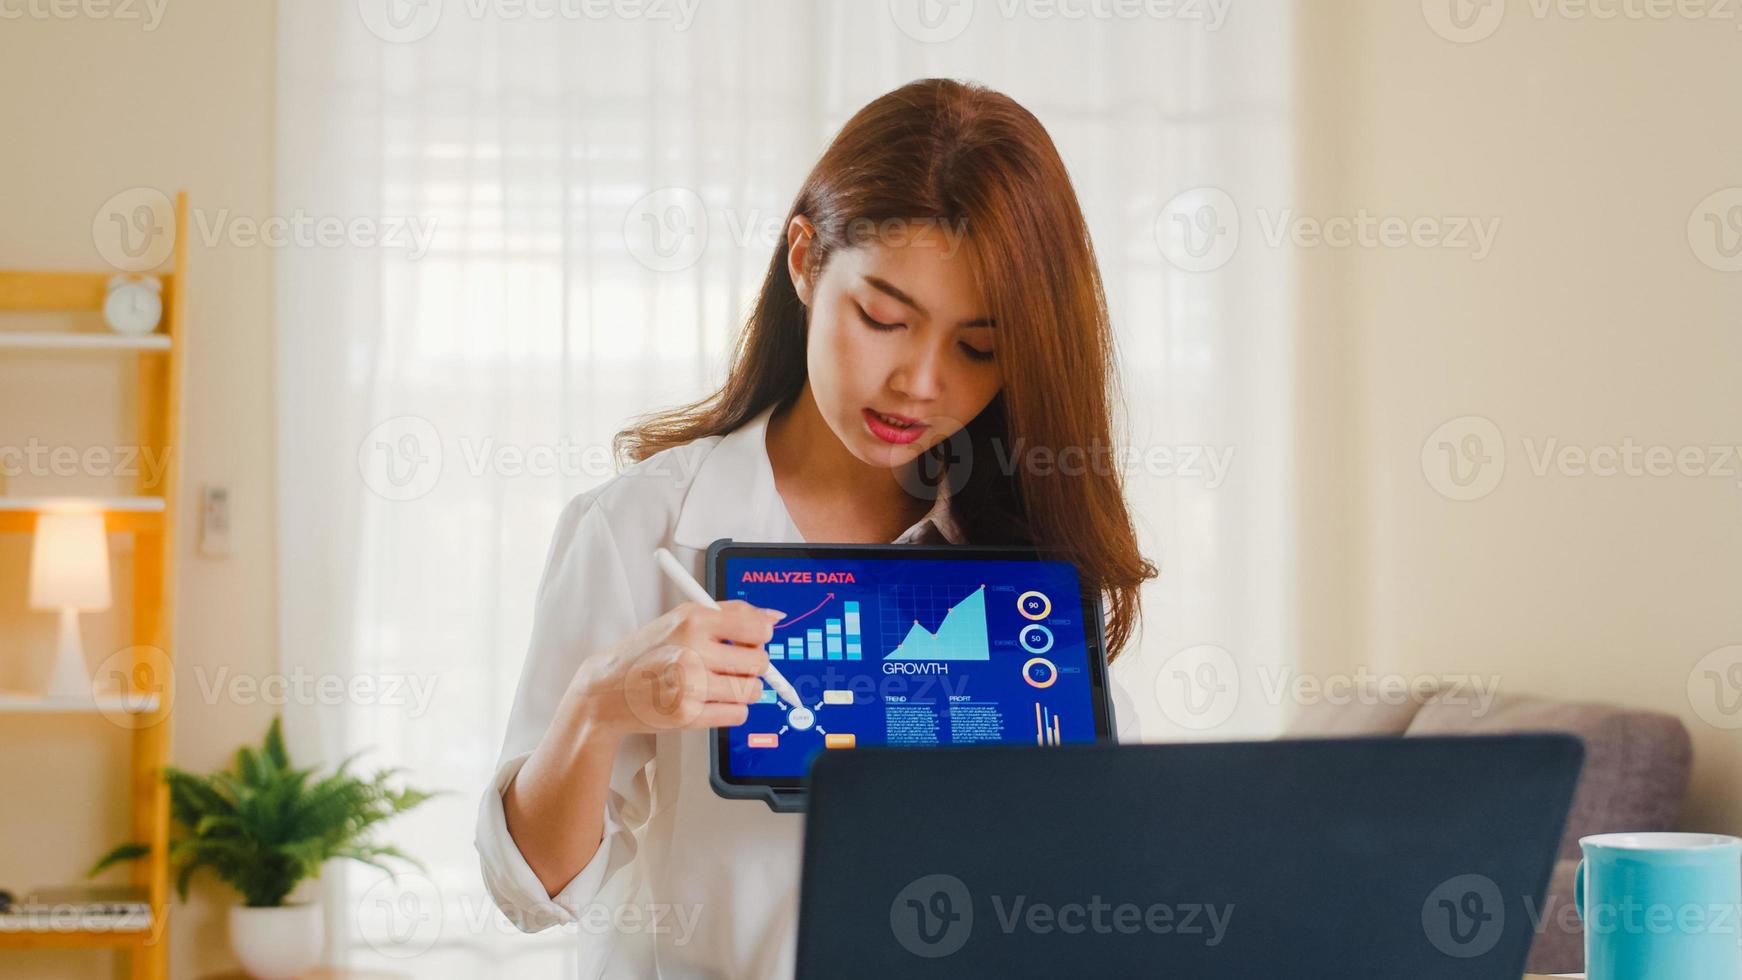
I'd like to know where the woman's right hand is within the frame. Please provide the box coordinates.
[565,599,784,738]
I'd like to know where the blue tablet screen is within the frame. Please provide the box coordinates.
[721,555,1101,780]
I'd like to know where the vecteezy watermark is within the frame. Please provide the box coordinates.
[1420,0,1507,43]
[1522,437,1742,485]
[1254,208,1501,261]
[890,875,973,957]
[623,187,710,273]
[192,666,439,717]
[1423,874,1506,958]
[92,188,438,270]
[1521,888,1742,940]
[1155,654,1502,732]
[994,439,1236,489]
[357,873,446,959]
[355,419,629,502]
[357,873,705,958]
[621,187,974,273]
[1254,666,1501,717]
[1421,415,1507,501]
[1581,900,1742,936]
[355,417,740,502]
[0,0,168,30]
[189,207,437,260]
[1155,187,1241,273]
[888,874,1232,958]
[358,416,445,503]
[0,440,173,484]
[887,0,977,42]
[1688,645,1742,730]
[1424,417,1742,501]
[357,0,701,43]
[896,420,1235,503]
[1424,0,1742,43]
[1153,643,1240,731]
[1688,187,1742,272]
[94,187,176,273]
[574,902,704,945]
[988,896,1232,944]
[888,0,1231,43]
[1155,188,1500,272]
[91,646,174,731]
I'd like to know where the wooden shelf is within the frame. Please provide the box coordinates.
[0,691,163,714]
[0,191,186,980]
[0,332,171,351]
[0,924,154,949]
[0,496,166,512]
[0,497,166,534]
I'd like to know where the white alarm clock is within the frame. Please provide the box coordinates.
[103,275,163,336]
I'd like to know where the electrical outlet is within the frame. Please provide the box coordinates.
[199,485,233,558]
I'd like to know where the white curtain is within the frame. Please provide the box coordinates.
[277,1,1293,974]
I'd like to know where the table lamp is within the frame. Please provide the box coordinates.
[28,512,112,700]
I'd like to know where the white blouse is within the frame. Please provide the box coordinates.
[475,403,964,979]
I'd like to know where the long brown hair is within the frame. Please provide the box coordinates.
[617,78,1157,661]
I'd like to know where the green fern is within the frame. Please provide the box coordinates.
[90,716,438,907]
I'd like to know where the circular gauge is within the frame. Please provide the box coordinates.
[1019,623,1054,654]
[787,706,815,730]
[1016,590,1052,620]
[1022,657,1058,689]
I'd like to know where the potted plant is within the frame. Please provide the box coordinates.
[91,717,436,979]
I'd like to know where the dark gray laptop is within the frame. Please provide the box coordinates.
[797,735,1583,979]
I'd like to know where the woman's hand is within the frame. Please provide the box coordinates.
[506,599,782,896]
[566,599,783,738]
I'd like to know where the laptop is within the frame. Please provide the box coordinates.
[797,734,1583,979]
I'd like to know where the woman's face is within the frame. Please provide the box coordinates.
[788,217,1001,470]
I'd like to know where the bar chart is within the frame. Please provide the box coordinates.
[766,599,863,661]
[1034,702,1063,746]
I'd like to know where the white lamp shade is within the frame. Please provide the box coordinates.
[29,513,113,611]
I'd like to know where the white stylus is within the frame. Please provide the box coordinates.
[653,547,805,711]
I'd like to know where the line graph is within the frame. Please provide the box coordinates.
[881,584,990,661]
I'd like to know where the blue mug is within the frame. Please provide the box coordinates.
[1576,832,1742,980]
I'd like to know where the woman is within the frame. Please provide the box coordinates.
[476,77,1155,978]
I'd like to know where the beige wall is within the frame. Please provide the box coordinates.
[0,2,278,977]
[1296,4,1742,832]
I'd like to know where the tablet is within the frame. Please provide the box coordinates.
[706,539,1114,811]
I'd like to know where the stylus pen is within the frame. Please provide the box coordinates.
[653,547,806,711]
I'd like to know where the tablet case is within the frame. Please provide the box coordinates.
[705,537,1115,812]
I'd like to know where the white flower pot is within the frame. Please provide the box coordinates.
[229,902,325,979]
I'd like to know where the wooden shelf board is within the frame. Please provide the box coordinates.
[0,691,163,714]
[0,496,167,512]
[0,923,154,949]
[0,498,166,533]
[0,331,171,351]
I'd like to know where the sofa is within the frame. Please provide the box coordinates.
[1287,684,1693,975]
